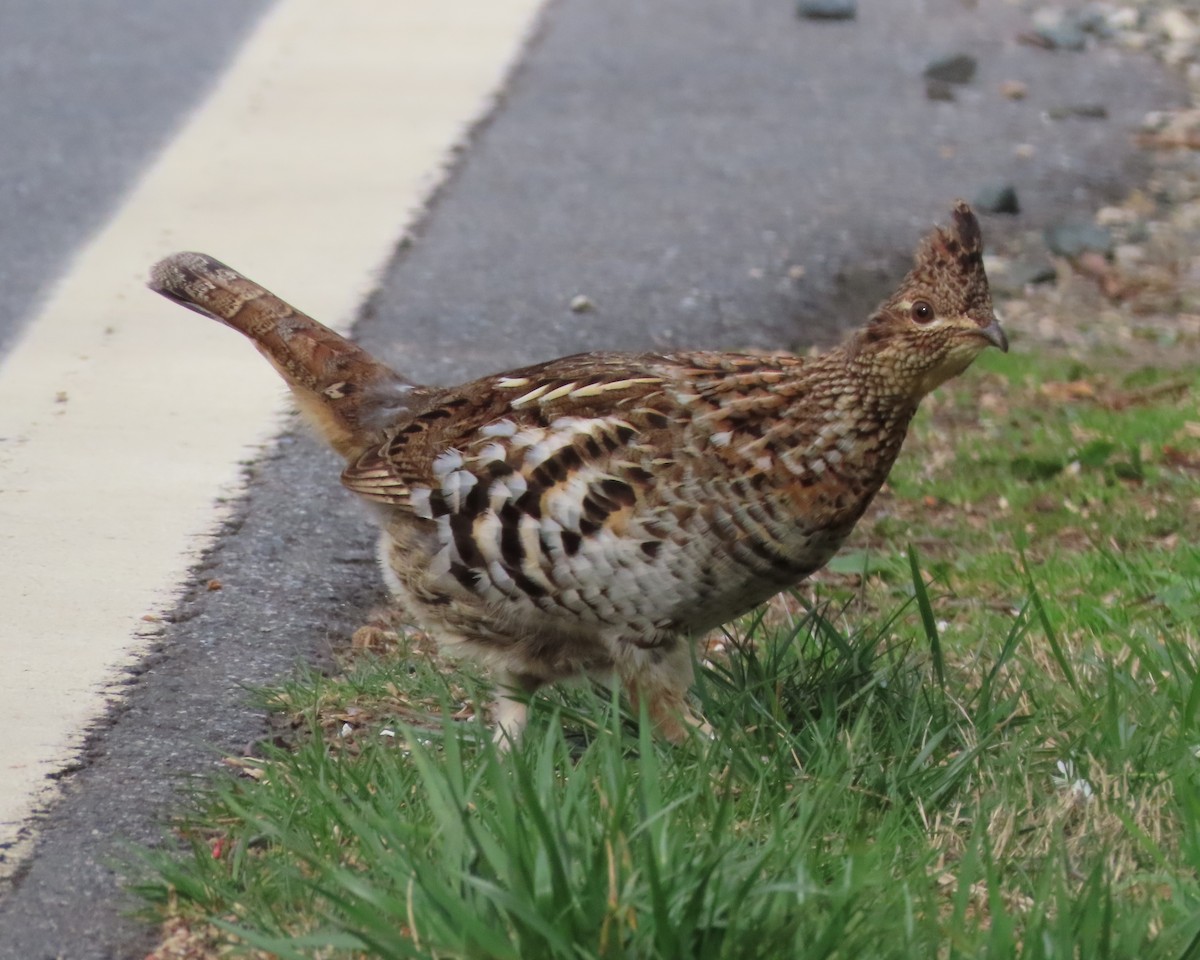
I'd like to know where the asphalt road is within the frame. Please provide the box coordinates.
[0,0,1182,956]
[0,0,272,353]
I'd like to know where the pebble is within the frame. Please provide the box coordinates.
[796,0,856,20]
[569,294,595,313]
[1046,103,1109,120]
[999,80,1029,100]
[1107,8,1141,31]
[1156,8,1198,43]
[1075,4,1118,38]
[1044,221,1115,258]
[1172,200,1200,231]
[1029,9,1089,50]
[1163,39,1195,66]
[973,183,1021,215]
[925,79,957,102]
[1114,243,1147,268]
[989,255,1057,293]
[923,53,977,84]
[1119,30,1153,51]
[1095,204,1140,226]
[1011,260,1059,287]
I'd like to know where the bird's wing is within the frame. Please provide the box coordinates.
[341,352,677,510]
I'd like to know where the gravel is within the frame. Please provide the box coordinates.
[991,4,1199,285]
[989,2,1200,356]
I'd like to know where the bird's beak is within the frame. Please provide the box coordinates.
[975,315,1009,353]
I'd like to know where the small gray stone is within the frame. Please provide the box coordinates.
[1037,24,1087,49]
[923,53,977,84]
[973,183,1020,214]
[1010,259,1059,287]
[1124,221,1150,244]
[925,79,956,101]
[1114,244,1146,269]
[1047,103,1109,120]
[1044,221,1114,257]
[1076,4,1117,38]
[991,257,1058,294]
[1157,8,1198,43]
[1029,9,1089,50]
[796,0,856,21]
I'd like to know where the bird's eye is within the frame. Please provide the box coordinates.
[910,300,934,324]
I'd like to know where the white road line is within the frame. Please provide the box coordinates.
[0,0,544,868]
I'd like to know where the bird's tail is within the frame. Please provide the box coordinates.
[149,252,418,458]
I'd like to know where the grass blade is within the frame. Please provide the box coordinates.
[908,545,945,693]
[1019,550,1080,696]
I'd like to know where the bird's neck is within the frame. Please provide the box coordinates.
[776,347,923,496]
[810,344,926,421]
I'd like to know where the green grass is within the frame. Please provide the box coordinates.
[844,351,1200,642]
[132,350,1200,959]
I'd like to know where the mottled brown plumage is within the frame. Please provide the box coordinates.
[149,201,1006,744]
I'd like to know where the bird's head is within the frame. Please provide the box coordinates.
[849,200,1007,400]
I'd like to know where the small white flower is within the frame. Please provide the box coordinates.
[1052,759,1094,800]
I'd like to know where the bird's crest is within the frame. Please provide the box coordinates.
[916,199,983,272]
[907,200,989,309]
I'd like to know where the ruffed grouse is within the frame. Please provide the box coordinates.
[149,201,1006,744]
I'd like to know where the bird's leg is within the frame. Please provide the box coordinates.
[619,642,713,744]
[645,694,714,744]
[490,669,542,750]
